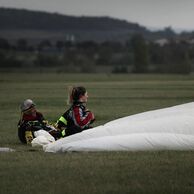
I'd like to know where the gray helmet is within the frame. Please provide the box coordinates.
[20,99,36,112]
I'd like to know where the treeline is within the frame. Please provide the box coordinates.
[0,7,147,31]
[0,7,182,43]
[0,34,193,74]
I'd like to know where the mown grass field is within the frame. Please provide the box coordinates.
[0,73,194,194]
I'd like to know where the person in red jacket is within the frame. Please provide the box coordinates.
[18,99,60,144]
[56,86,95,137]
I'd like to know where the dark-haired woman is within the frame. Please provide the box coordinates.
[55,86,95,137]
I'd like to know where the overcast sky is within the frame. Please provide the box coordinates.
[1,0,194,31]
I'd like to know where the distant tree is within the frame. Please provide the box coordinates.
[169,42,191,74]
[77,41,98,57]
[149,40,192,74]
[0,38,10,50]
[77,41,98,49]
[0,50,6,66]
[17,39,28,51]
[100,41,123,52]
[0,50,21,68]
[64,41,73,48]
[112,65,128,73]
[131,34,149,73]
[56,40,65,51]
[38,40,52,51]
[34,53,60,67]
[163,27,176,39]
[149,43,162,63]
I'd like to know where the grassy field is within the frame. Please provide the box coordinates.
[0,73,194,194]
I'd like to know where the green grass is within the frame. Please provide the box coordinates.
[0,73,194,194]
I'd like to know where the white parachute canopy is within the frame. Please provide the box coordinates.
[43,102,194,153]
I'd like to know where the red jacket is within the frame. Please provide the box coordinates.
[72,103,94,129]
[22,111,44,122]
[57,103,94,131]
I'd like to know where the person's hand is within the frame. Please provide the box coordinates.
[42,120,49,125]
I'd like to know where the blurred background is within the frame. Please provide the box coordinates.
[0,0,194,74]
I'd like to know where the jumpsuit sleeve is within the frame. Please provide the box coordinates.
[72,106,93,129]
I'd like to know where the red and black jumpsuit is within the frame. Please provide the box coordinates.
[57,102,95,136]
[18,111,45,143]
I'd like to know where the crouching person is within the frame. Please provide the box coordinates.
[55,86,95,137]
[18,99,61,144]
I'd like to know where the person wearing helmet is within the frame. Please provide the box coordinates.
[55,86,95,137]
[18,99,61,144]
